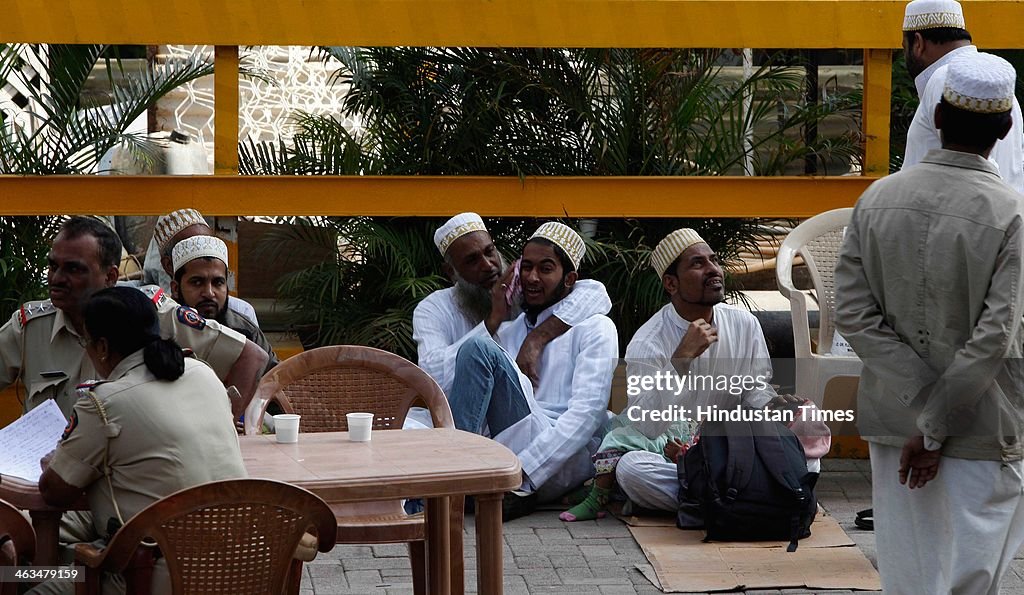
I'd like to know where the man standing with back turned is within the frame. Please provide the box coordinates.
[836,53,1024,594]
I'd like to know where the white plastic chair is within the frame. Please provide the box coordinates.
[776,208,862,406]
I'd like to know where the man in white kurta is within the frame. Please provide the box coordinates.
[414,279,611,395]
[414,213,611,396]
[900,0,1024,193]
[445,223,618,510]
[836,54,1024,595]
[612,229,784,511]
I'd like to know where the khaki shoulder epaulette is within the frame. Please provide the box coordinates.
[18,300,56,327]
[138,285,172,308]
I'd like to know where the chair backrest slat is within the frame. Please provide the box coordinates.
[99,479,336,595]
[777,208,854,356]
[801,225,848,354]
[254,345,453,433]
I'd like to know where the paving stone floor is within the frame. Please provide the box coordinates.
[299,458,1024,594]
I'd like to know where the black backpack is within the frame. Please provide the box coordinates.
[676,417,818,551]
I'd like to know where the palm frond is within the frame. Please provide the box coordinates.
[244,47,863,354]
[1,44,212,175]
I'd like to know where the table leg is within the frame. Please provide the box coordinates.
[474,492,504,595]
[29,509,62,566]
[425,496,451,594]
[450,497,465,595]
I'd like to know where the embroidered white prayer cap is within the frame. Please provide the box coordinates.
[530,222,586,271]
[943,52,1016,114]
[154,208,207,253]
[651,228,707,277]
[434,212,488,256]
[172,235,229,274]
[903,0,965,31]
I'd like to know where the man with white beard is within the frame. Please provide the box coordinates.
[412,213,612,397]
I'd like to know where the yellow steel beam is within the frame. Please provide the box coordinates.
[0,176,873,218]
[863,48,893,176]
[3,0,1014,48]
[6,1,1024,49]
[214,46,239,176]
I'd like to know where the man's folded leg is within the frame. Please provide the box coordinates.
[448,336,531,435]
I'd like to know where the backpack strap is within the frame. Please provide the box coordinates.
[752,421,810,552]
[753,421,806,495]
[787,514,801,552]
[722,421,756,504]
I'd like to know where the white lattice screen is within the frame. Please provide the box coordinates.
[0,45,48,137]
[156,45,360,154]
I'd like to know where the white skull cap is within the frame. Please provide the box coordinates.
[943,52,1016,114]
[530,222,586,271]
[434,213,488,256]
[650,228,707,277]
[154,208,207,253]
[172,235,229,274]
[903,0,965,31]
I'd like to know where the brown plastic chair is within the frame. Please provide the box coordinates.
[74,479,336,595]
[0,498,36,595]
[250,345,464,595]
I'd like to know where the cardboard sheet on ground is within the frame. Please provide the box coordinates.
[629,513,880,592]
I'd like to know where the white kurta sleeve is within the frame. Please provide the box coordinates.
[550,280,612,327]
[516,318,618,488]
[902,71,945,169]
[739,315,778,409]
[412,295,489,394]
[989,98,1024,194]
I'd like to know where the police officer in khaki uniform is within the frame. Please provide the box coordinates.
[0,217,268,419]
[31,286,247,595]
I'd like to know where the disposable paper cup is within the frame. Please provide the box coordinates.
[274,414,301,443]
[347,412,374,442]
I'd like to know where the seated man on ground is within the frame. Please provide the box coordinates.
[0,217,268,419]
[412,213,612,402]
[30,287,247,595]
[171,235,278,374]
[446,222,619,519]
[565,229,828,518]
[144,208,260,326]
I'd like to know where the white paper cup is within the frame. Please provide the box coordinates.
[274,414,301,443]
[347,412,374,442]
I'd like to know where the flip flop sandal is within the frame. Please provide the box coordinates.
[855,508,874,531]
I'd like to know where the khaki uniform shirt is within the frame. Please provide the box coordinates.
[47,351,247,538]
[0,286,246,418]
[836,149,1024,461]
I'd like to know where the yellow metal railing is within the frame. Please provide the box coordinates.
[2,0,1023,217]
